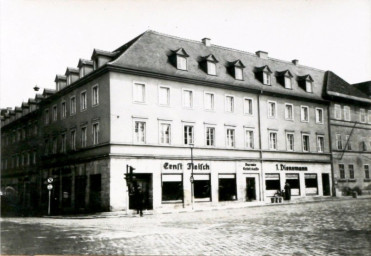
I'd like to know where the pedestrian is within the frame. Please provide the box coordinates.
[135,185,144,217]
[284,182,291,201]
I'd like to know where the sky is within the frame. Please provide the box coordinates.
[0,0,370,108]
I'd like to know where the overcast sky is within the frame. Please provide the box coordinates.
[1,0,370,108]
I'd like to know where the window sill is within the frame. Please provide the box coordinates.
[348,179,357,182]
[364,179,371,182]
[338,179,347,183]
[195,198,211,202]
[161,200,183,204]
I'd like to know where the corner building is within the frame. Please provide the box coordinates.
[2,30,367,214]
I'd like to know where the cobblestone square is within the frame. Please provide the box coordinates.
[1,199,370,255]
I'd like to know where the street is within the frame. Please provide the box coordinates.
[1,199,370,255]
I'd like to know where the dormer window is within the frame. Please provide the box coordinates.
[207,62,216,75]
[228,60,245,80]
[298,75,314,93]
[285,77,292,89]
[306,81,313,93]
[93,59,98,70]
[255,65,272,85]
[79,68,84,78]
[276,70,293,89]
[201,54,218,76]
[177,56,187,70]
[235,67,243,80]
[172,48,189,71]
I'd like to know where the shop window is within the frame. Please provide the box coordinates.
[162,174,183,202]
[218,174,237,201]
[62,176,72,208]
[285,173,300,196]
[75,175,87,209]
[193,174,211,201]
[265,173,280,191]
[339,164,345,179]
[304,174,318,195]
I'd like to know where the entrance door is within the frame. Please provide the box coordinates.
[89,174,101,212]
[246,178,256,201]
[129,174,153,210]
[322,173,331,196]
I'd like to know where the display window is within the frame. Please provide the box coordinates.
[218,174,237,201]
[265,173,280,196]
[162,174,183,203]
[193,174,211,201]
[305,173,318,195]
[285,173,300,196]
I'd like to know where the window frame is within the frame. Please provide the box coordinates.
[225,128,235,148]
[300,105,309,122]
[334,104,341,120]
[349,164,355,179]
[225,95,235,113]
[284,103,294,121]
[182,88,194,109]
[61,133,66,153]
[302,134,310,152]
[345,135,352,150]
[183,124,194,146]
[315,108,324,124]
[81,126,87,148]
[235,67,243,80]
[159,121,171,145]
[158,85,170,106]
[364,165,370,179]
[92,122,99,145]
[336,134,342,150]
[52,105,58,122]
[70,129,76,151]
[70,95,76,116]
[61,100,67,119]
[133,82,146,104]
[205,126,216,147]
[80,90,87,112]
[44,109,49,125]
[316,135,324,153]
[284,76,292,89]
[343,106,351,121]
[207,61,217,76]
[92,84,99,107]
[245,129,254,149]
[269,131,278,150]
[263,72,271,85]
[267,101,277,119]
[176,56,187,71]
[286,132,294,151]
[305,81,313,93]
[204,91,215,111]
[134,121,146,144]
[360,108,366,123]
[243,97,253,115]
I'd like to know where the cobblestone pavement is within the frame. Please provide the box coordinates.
[1,199,371,255]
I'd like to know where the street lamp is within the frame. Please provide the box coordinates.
[189,143,194,210]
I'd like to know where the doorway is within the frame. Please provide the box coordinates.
[89,174,101,212]
[246,177,256,201]
[322,173,331,196]
[129,174,153,210]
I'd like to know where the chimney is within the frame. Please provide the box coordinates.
[292,59,299,65]
[202,38,211,47]
[256,51,268,59]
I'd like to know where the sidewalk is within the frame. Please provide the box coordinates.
[45,195,371,219]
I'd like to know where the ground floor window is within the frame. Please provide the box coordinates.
[193,174,211,201]
[162,174,183,202]
[285,173,300,196]
[218,174,237,201]
[265,173,280,196]
[305,173,318,195]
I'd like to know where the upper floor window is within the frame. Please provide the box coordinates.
[225,95,234,113]
[298,75,314,93]
[92,85,99,106]
[268,101,276,118]
[244,98,253,115]
[344,106,351,121]
[204,92,214,111]
[173,48,189,71]
[61,101,67,119]
[81,127,87,148]
[70,96,76,115]
[365,165,370,179]
[61,133,66,153]
[360,141,367,151]
[285,104,293,120]
[360,108,366,123]
[301,106,309,122]
[133,82,145,103]
[80,91,87,111]
[184,125,194,145]
[52,105,57,121]
[235,67,243,80]
[52,137,58,154]
[336,134,342,150]
[315,108,323,124]
[160,123,171,145]
[159,86,170,106]
[44,109,49,125]
[205,127,215,147]
[334,104,341,120]
[305,81,313,93]
[70,130,76,151]
[269,132,277,150]
[368,110,371,123]
[263,72,271,85]
[284,76,292,89]
[245,130,254,149]
[134,121,146,143]
[286,133,294,151]
[183,89,193,108]
[317,135,324,153]
[345,135,352,150]
[302,134,310,152]
[92,123,99,145]
[349,165,354,179]
[34,122,38,135]
[226,128,235,148]
[339,164,345,179]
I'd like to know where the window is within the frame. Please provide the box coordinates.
[263,72,271,85]
[207,61,216,75]
[269,132,277,150]
[21,128,26,140]
[344,106,351,121]
[368,110,371,124]
[339,164,345,179]
[304,174,318,195]
[92,85,99,106]
[345,135,352,150]
[133,83,145,103]
[162,174,183,202]
[284,76,292,89]
[218,174,237,201]
[316,108,323,124]
[44,139,49,155]
[52,105,57,121]
[61,133,66,153]
[265,174,280,191]
[360,141,367,151]
[61,101,67,119]
[226,128,235,148]
[305,81,313,93]
[268,101,276,118]
[204,92,214,111]
[160,123,171,145]
[183,89,193,108]
[360,108,366,123]
[79,67,84,78]
[80,91,87,111]
[317,136,324,153]
[16,155,19,167]
[205,127,215,147]
[225,96,234,112]
[70,96,76,115]
[194,174,211,201]
[245,130,254,149]
[244,98,253,115]
[365,165,370,179]
[134,121,146,143]
[301,106,309,122]
[336,134,342,150]
[349,165,354,179]
[71,130,76,151]
[52,137,57,154]
[45,109,49,124]
[81,127,87,148]
[334,104,341,120]
[32,151,36,165]
[184,125,194,145]
[235,67,243,80]
[286,133,294,151]
[92,123,99,145]
[302,134,310,152]
[177,56,187,70]
[17,129,21,141]
[159,86,170,106]
[285,104,293,120]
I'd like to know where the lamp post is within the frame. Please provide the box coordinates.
[189,143,194,210]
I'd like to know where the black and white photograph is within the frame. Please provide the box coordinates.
[0,0,370,255]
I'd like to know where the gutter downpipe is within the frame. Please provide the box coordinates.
[257,90,264,201]
[327,103,336,197]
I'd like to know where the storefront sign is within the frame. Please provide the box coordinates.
[163,162,210,170]
[243,163,259,171]
[276,164,307,171]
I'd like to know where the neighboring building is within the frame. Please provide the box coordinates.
[323,72,371,194]
[0,30,369,215]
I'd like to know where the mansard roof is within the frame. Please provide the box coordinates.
[353,81,371,97]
